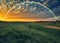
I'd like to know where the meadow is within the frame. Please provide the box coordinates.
[0,21,60,43]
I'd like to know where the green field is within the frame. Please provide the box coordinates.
[0,22,60,43]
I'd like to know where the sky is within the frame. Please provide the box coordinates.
[0,0,60,22]
[29,0,60,19]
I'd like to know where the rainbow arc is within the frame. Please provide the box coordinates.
[0,0,57,22]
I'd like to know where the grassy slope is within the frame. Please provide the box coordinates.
[0,22,60,43]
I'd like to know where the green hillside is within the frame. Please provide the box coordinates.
[0,22,60,43]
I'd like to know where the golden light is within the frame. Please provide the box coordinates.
[0,6,40,22]
[0,0,57,22]
[0,0,39,22]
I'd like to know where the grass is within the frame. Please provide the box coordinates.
[0,22,60,43]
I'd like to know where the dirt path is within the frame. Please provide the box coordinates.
[44,26,60,30]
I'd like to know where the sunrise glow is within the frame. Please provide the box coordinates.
[0,0,57,22]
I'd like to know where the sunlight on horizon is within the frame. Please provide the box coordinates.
[0,0,57,22]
